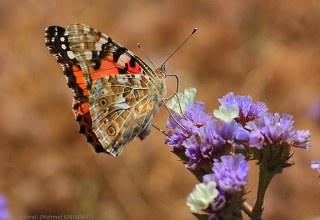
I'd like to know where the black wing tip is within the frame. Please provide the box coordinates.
[45,26,69,55]
[45,26,66,37]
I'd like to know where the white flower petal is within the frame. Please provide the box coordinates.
[186,181,218,214]
[213,104,239,123]
[167,87,197,115]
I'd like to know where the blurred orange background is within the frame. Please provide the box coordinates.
[1,0,320,219]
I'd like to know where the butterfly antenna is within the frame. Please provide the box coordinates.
[163,28,197,100]
[137,43,156,68]
[161,28,197,69]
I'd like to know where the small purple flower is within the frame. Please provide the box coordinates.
[199,121,225,159]
[211,154,249,194]
[165,130,185,149]
[166,111,183,131]
[246,113,311,150]
[307,98,320,122]
[247,129,264,149]
[185,102,212,126]
[218,92,268,123]
[165,111,190,149]
[184,135,203,169]
[210,190,226,211]
[0,195,10,220]
[165,102,211,149]
[292,130,311,149]
[203,173,215,184]
[311,161,320,175]
[166,102,214,169]
[219,120,249,149]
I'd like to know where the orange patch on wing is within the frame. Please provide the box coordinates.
[90,55,142,80]
[127,64,141,74]
[72,65,89,97]
[73,100,90,116]
[90,57,119,80]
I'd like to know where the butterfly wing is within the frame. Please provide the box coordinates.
[45,24,166,156]
[89,74,158,155]
[45,26,105,153]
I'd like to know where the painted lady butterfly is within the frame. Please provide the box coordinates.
[45,24,166,156]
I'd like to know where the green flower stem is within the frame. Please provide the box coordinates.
[251,165,276,220]
[241,202,253,218]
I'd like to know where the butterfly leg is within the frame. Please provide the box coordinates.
[162,101,188,132]
[151,124,167,136]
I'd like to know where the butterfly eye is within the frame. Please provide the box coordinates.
[100,98,108,106]
[107,126,116,136]
[160,64,166,73]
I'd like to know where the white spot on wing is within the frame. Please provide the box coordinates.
[84,51,93,60]
[116,77,129,84]
[54,28,58,36]
[83,26,90,32]
[114,102,130,110]
[95,43,102,50]
[98,37,108,44]
[118,54,130,65]
[61,44,67,50]
[67,51,75,59]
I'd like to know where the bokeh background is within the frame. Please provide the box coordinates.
[1,0,320,219]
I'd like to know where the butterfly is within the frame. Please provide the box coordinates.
[45,24,167,156]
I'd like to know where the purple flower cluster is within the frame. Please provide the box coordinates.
[218,92,268,124]
[0,195,10,220]
[211,154,249,193]
[166,91,313,219]
[246,113,311,150]
[166,102,248,169]
[201,154,249,218]
[166,92,311,170]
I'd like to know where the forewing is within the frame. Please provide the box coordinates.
[45,26,105,153]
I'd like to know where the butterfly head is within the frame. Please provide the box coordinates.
[156,64,167,79]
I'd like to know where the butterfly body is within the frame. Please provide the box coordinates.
[45,24,166,156]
